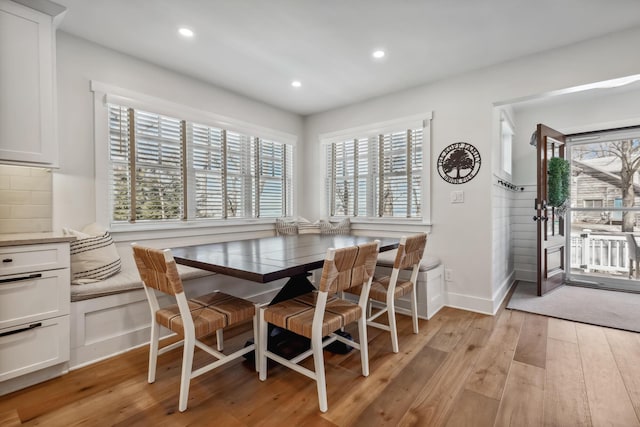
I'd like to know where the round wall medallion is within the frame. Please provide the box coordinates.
[437,142,481,184]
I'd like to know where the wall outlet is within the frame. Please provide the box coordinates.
[445,268,453,281]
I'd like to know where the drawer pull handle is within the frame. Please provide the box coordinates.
[0,273,42,284]
[2,258,12,263]
[0,322,42,338]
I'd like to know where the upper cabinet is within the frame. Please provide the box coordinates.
[0,0,65,168]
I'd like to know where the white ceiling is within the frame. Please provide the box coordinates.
[54,0,640,116]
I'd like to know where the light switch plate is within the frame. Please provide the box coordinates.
[450,190,464,203]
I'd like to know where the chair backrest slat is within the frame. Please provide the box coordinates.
[319,241,379,293]
[394,233,427,270]
[132,245,184,296]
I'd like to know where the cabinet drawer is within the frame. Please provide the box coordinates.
[0,243,69,276]
[0,315,69,384]
[0,269,70,330]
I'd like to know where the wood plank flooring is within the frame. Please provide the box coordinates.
[2,290,640,426]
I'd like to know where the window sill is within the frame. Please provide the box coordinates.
[107,218,276,242]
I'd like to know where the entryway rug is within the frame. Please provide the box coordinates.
[506,281,640,333]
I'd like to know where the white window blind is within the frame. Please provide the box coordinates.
[108,105,131,221]
[225,131,254,218]
[326,127,423,219]
[107,103,292,223]
[108,106,185,222]
[258,139,292,218]
[379,129,422,217]
[189,123,224,219]
[133,110,184,221]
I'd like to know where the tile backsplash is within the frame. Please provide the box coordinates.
[0,165,52,233]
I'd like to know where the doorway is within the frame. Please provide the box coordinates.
[566,126,640,293]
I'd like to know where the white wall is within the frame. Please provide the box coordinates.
[304,26,640,313]
[53,32,304,232]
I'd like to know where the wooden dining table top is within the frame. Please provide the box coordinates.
[171,234,399,283]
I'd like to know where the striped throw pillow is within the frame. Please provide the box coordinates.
[319,217,351,235]
[68,230,122,284]
[275,218,298,235]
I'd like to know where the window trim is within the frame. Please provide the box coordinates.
[319,112,432,225]
[92,81,297,232]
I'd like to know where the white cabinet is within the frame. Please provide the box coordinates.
[0,0,65,167]
[0,242,70,394]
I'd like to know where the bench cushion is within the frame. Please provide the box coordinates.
[70,264,214,302]
[376,250,441,272]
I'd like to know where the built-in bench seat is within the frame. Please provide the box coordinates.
[373,249,444,320]
[70,263,213,302]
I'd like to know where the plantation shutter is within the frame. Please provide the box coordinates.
[108,105,131,221]
[189,123,224,219]
[377,129,423,218]
[225,131,255,218]
[133,110,184,221]
[379,131,410,217]
[332,139,356,216]
[409,128,423,217]
[258,139,292,218]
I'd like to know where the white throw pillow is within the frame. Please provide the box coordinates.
[296,217,321,234]
[64,224,122,284]
[319,217,351,235]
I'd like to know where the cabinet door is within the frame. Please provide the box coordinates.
[0,1,57,167]
[0,315,70,383]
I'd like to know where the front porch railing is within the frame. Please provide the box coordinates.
[570,231,629,274]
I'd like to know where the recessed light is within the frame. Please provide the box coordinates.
[372,50,385,59]
[178,27,194,38]
[291,80,302,88]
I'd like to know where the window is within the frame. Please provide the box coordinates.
[324,116,429,220]
[107,104,293,224]
[501,111,514,176]
[583,199,604,208]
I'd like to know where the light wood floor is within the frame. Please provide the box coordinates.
[2,292,640,426]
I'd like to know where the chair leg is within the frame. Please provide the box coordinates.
[357,316,369,377]
[178,337,195,412]
[388,296,399,353]
[252,311,259,373]
[216,329,224,352]
[311,334,328,413]
[410,285,419,334]
[148,321,160,383]
[258,308,268,381]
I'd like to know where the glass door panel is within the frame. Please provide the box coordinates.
[567,129,640,292]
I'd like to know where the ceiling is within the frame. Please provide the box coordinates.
[54,0,640,116]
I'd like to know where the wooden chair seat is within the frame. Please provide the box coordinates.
[157,292,255,339]
[350,276,414,302]
[264,293,362,339]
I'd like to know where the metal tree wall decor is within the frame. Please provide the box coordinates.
[437,142,481,184]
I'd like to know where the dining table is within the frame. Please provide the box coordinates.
[171,233,399,303]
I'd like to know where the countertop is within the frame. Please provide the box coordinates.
[0,232,76,247]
